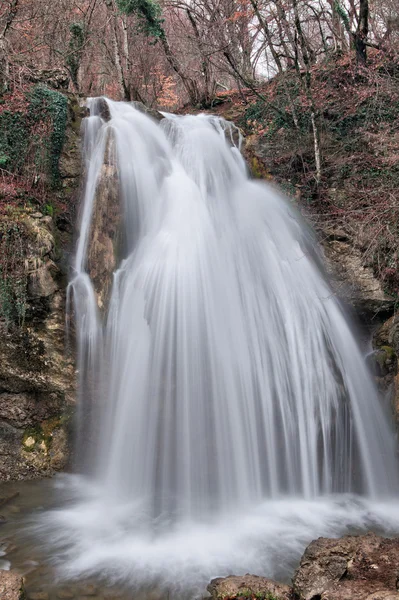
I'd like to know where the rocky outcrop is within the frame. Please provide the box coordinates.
[86,131,121,312]
[88,97,164,122]
[0,570,25,600]
[0,95,81,481]
[28,67,69,89]
[130,101,164,122]
[208,574,292,600]
[372,315,399,424]
[319,228,394,319]
[293,533,399,600]
[0,212,75,480]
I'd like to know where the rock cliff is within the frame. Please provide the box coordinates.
[0,93,82,480]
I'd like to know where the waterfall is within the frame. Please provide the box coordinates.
[39,98,399,591]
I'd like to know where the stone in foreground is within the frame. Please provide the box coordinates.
[207,574,292,600]
[0,570,25,600]
[293,533,399,600]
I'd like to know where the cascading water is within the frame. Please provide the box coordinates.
[36,98,399,592]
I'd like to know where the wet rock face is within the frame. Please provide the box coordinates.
[373,316,399,425]
[0,212,75,481]
[89,97,164,122]
[0,570,25,600]
[293,533,399,600]
[129,101,164,122]
[207,574,292,600]
[86,131,122,312]
[0,95,81,481]
[320,228,394,320]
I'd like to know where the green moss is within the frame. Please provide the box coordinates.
[249,155,271,180]
[22,424,46,452]
[22,415,67,453]
[380,346,396,360]
[0,218,28,326]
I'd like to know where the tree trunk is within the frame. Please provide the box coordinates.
[0,0,19,93]
[186,9,213,105]
[292,0,322,184]
[354,0,369,64]
[160,35,199,105]
[249,0,283,73]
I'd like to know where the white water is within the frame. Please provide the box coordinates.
[38,98,399,592]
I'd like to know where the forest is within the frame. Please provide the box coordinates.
[1,0,398,107]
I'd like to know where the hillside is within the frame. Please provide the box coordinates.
[204,52,399,305]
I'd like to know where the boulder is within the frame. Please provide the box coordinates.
[0,570,25,600]
[90,97,111,121]
[293,533,399,600]
[28,67,69,89]
[207,574,292,600]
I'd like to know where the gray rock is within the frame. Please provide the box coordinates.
[130,101,164,122]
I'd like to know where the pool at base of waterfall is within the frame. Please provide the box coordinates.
[1,476,399,600]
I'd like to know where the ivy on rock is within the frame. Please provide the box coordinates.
[0,84,67,188]
[27,85,68,187]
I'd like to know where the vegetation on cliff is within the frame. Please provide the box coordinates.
[0,82,77,325]
[0,74,79,480]
[201,52,399,303]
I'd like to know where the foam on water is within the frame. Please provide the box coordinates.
[34,475,399,593]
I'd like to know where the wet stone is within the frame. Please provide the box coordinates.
[32,566,50,576]
[0,558,11,569]
[19,561,40,576]
[103,591,124,599]
[78,584,97,596]
[0,492,20,509]
[28,592,50,600]
[57,589,76,599]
